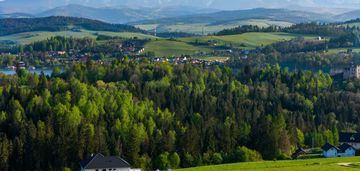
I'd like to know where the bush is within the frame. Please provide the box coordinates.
[169,152,180,169]
[211,153,223,164]
[225,146,262,163]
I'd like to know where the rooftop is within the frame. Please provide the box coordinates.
[79,153,131,169]
[339,132,360,143]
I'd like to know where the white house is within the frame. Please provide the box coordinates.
[79,153,132,171]
[340,132,360,150]
[338,143,356,157]
[322,143,338,158]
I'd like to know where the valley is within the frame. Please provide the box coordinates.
[0,2,360,171]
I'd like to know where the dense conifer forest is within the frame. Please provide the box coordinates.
[0,60,359,170]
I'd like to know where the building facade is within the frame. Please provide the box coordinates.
[322,143,338,158]
[343,65,360,79]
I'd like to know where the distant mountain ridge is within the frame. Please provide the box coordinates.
[0,13,33,19]
[131,8,333,25]
[334,10,360,21]
[36,4,218,24]
[0,16,145,36]
[1,5,359,24]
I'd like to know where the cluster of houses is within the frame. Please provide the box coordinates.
[151,56,229,65]
[119,41,145,55]
[321,132,360,158]
[293,132,360,159]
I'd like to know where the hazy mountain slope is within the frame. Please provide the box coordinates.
[334,10,360,21]
[0,16,145,36]
[37,4,218,24]
[0,13,33,19]
[132,8,332,25]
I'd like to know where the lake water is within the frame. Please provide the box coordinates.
[0,69,54,76]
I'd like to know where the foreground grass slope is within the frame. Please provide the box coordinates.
[176,157,360,171]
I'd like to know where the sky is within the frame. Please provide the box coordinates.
[0,0,360,12]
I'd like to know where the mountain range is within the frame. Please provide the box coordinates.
[0,4,218,24]
[1,4,359,24]
[0,4,359,35]
[131,8,332,25]
[333,10,360,21]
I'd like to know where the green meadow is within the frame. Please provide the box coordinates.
[0,30,158,45]
[143,32,317,57]
[180,32,317,49]
[326,48,360,55]
[176,157,360,171]
[144,39,212,57]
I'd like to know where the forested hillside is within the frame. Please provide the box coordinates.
[0,61,359,170]
[0,16,145,36]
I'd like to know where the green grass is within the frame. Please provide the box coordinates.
[0,30,158,45]
[144,32,317,57]
[180,32,317,49]
[194,56,230,61]
[144,39,212,57]
[326,48,360,55]
[176,157,360,171]
[136,19,294,35]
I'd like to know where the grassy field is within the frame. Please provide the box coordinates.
[143,32,317,57]
[144,39,212,57]
[0,30,158,44]
[136,19,294,35]
[326,48,360,55]
[193,56,230,61]
[176,157,360,171]
[180,32,317,49]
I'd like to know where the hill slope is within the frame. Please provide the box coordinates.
[38,4,218,24]
[334,10,360,21]
[133,8,331,34]
[0,13,33,19]
[0,16,145,36]
[132,8,331,25]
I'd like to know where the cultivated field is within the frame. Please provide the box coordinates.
[176,157,360,171]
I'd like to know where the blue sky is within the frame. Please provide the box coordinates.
[0,0,360,11]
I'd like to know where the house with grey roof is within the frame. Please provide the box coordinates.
[321,143,339,158]
[339,132,360,150]
[79,153,132,171]
[321,142,356,158]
